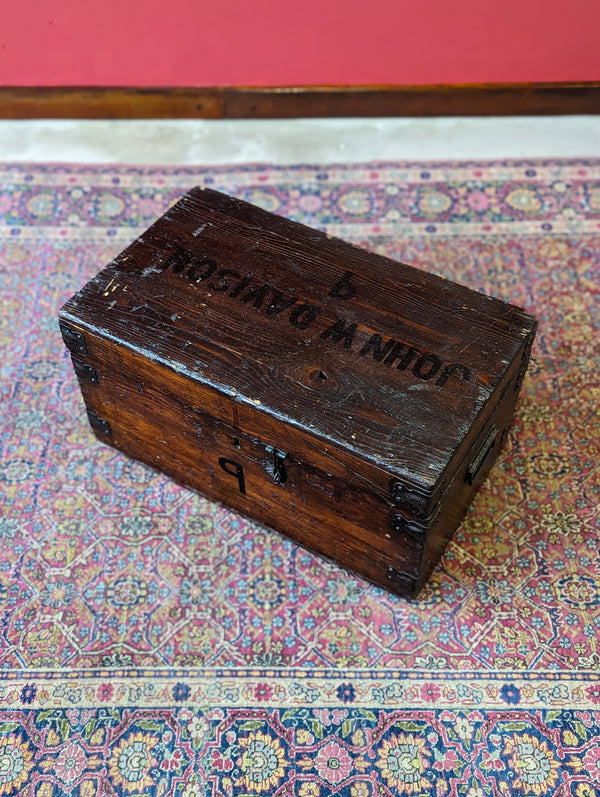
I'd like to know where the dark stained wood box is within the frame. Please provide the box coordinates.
[59,187,537,598]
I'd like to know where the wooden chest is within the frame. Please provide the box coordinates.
[59,187,536,597]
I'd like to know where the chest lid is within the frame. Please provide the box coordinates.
[60,187,536,512]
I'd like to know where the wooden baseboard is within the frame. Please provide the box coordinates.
[1,83,599,119]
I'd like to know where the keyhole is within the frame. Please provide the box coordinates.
[317,370,328,381]
[232,437,241,449]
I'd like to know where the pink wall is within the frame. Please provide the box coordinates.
[0,0,598,86]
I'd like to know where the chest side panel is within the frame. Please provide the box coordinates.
[62,323,429,596]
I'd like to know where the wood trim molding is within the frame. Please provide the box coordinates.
[1,83,599,119]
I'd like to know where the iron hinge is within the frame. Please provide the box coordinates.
[391,513,426,538]
[72,357,98,384]
[59,320,88,356]
[87,410,111,436]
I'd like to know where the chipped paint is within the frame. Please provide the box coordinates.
[102,277,116,296]
[141,266,163,278]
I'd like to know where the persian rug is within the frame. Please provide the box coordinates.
[1,159,600,796]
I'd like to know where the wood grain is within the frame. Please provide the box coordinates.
[59,187,537,596]
[0,87,224,119]
[1,82,599,119]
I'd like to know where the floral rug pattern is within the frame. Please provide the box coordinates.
[1,160,600,794]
